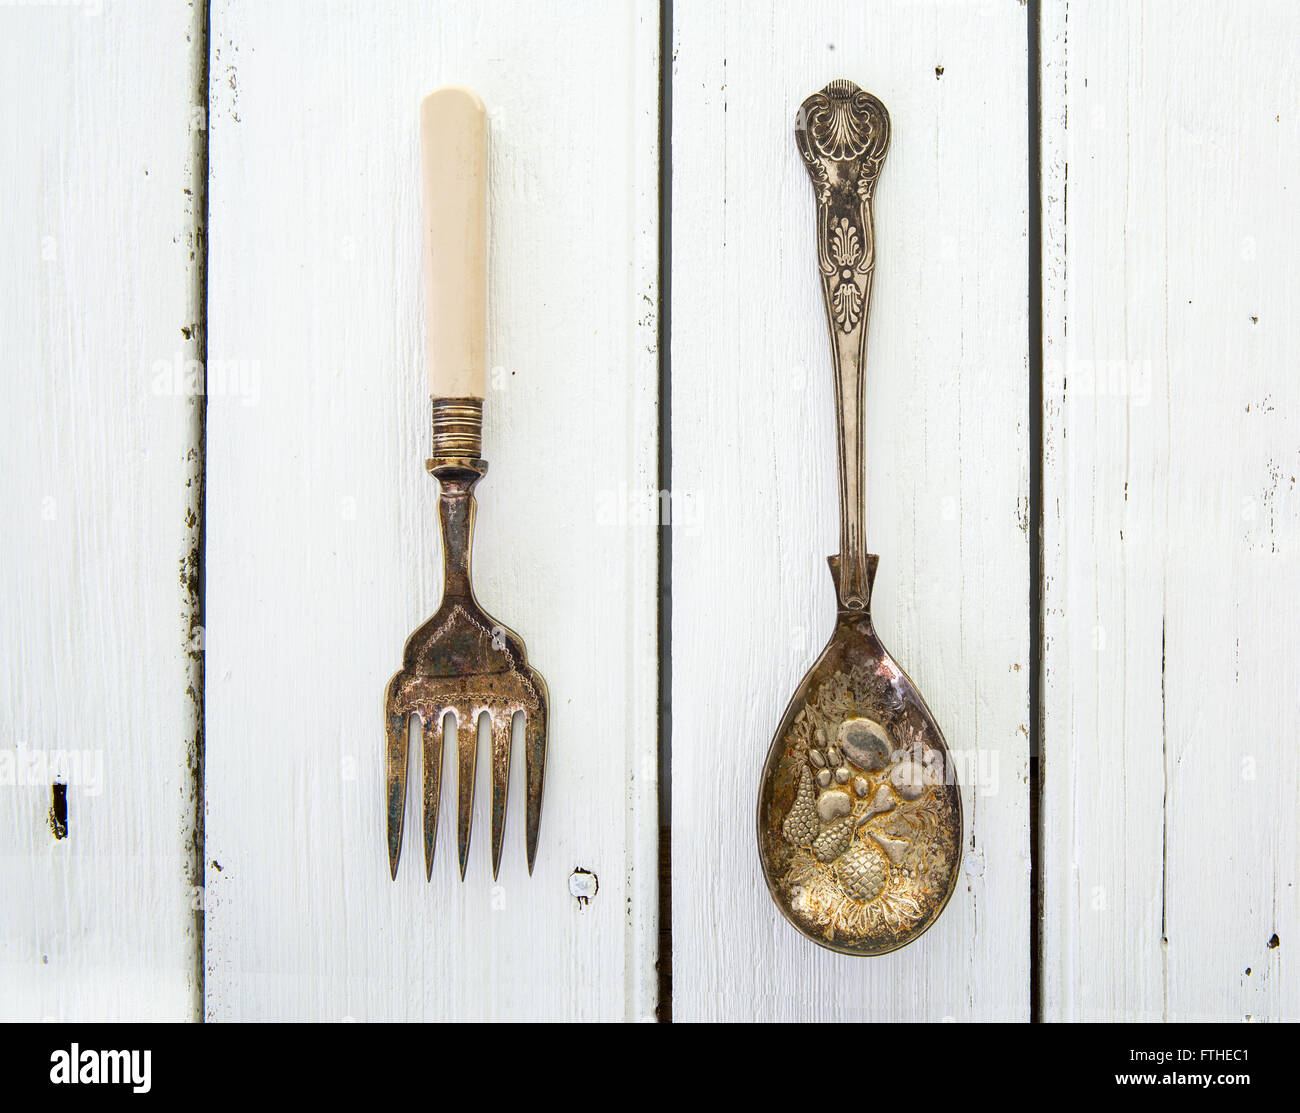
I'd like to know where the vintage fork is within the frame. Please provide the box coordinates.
[385,87,549,882]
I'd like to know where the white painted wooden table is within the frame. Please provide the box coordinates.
[1,0,1295,1022]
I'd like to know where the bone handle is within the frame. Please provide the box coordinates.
[420,86,487,401]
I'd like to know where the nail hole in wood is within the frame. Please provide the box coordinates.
[569,867,598,907]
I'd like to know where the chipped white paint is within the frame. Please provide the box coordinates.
[1041,0,1299,1022]
[203,0,659,1020]
[670,1,1030,1020]
[0,2,204,1019]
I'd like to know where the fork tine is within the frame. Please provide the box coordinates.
[385,700,409,881]
[524,692,548,876]
[489,711,512,880]
[422,708,447,881]
[455,707,479,880]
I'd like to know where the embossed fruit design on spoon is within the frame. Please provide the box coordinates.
[756,81,962,955]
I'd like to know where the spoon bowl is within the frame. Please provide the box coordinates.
[757,557,961,955]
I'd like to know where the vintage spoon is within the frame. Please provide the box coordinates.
[756,80,962,955]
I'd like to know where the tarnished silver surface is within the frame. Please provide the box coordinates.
[386,397,549,882]
[756,81,962,955]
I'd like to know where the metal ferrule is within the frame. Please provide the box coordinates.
[427,396,486,474]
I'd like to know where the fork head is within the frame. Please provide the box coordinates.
[385,459,548,884]
[386,598,548,883]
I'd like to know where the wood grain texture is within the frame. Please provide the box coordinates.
[0,1,204,1019]
[670,1,1030,1020]
[204,0,659,1020]
[1041,0,1299,1022]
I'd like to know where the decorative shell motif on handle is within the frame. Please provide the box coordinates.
[795,81,891,334]
[804,79,889,162]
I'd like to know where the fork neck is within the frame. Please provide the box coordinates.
[429,465,485,600]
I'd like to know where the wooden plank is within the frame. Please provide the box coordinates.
[670,0,1030,1020]
[204,0,659,1021]
[0,1,204,1019]
[1041,0,1300,1022]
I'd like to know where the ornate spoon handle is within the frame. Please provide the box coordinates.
[795,80,891,611]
